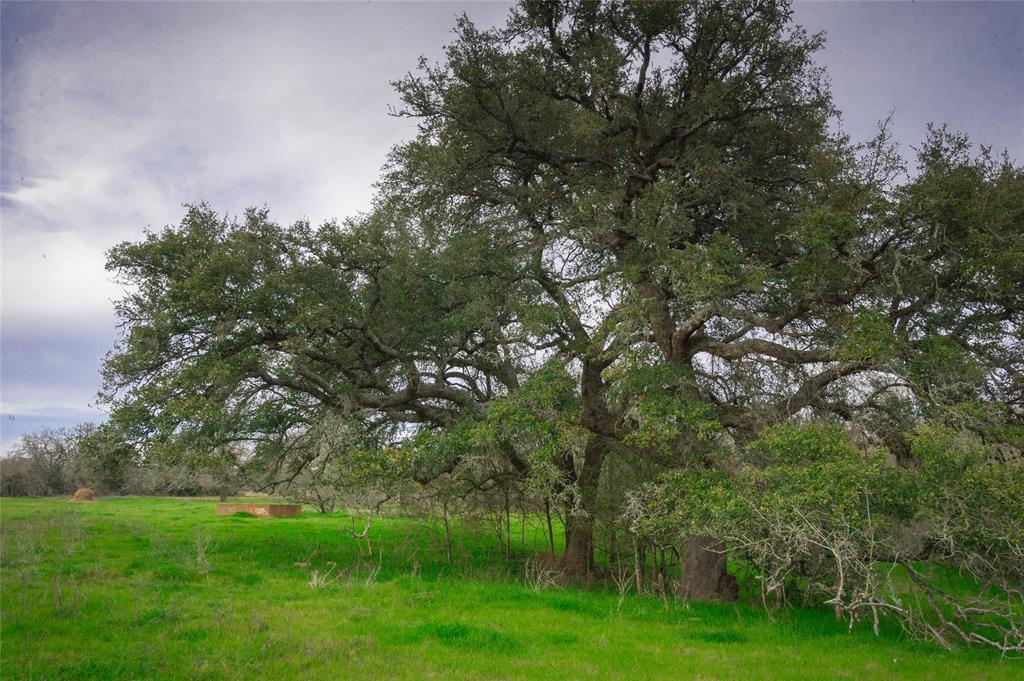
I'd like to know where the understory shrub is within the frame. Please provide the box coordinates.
[629,422,1023,654]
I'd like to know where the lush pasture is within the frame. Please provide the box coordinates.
[0,497,1017,680]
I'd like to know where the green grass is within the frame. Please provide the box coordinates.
[1,497,1019,680]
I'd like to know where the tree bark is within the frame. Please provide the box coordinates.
[504,487,512,563]
[560,438,605,577]
[633,537,645,594]
[561,359,612,577]
[677,535,734,601]
[563,513,594,576]
[544,497,555,559]
[442,500,453,566]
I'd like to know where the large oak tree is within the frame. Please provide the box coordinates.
[100,0,1022,596]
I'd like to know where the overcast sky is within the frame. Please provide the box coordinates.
[1,1,1022,453]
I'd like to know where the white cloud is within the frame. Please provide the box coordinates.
[0,1,512,417]
[1,226,120,325]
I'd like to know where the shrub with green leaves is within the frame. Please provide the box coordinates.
[629,422,1023,652]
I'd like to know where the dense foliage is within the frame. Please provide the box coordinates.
[629,422,1023,650]
[71,0,1024,651]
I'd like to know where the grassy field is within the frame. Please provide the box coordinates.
[0,497,1019,680]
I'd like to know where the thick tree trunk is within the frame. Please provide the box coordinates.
[563,514,594,576]
[560,437,605,577]
[560,359,613,577]
[677,535,734,601]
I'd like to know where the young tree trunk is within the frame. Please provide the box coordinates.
[657,546,667,595]
[520,501,526,549]
[633,537,644,594]
[442,500,453,566]
[677,535,734,601]
[544,497,555,559]
[504,488,512,563]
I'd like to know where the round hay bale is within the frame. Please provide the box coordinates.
[71,487,95,502]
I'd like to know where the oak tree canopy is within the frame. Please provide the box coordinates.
[99,0,1022,602]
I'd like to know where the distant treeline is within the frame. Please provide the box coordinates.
[0,426,235,498]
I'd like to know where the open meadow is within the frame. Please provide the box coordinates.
[3,1,1023,678]
[1,497,1018,680]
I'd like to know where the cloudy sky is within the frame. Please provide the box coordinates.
[1,1,1022,453]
